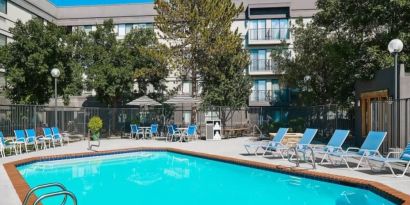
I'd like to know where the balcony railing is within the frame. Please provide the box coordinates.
[248,28,290,41]
[250,89,292,105]
[249,59,278,73]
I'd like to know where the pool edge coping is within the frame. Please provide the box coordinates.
[3,147,410,205]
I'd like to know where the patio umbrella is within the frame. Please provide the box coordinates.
[127,95,162,106]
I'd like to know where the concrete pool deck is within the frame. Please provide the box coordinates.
[1,137,410,205]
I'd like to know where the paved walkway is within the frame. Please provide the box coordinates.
[1,138,410,205]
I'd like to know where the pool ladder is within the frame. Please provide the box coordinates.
[22,183,77,205]
[287,146,316,169]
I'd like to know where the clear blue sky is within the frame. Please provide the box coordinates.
[49,0,153,7]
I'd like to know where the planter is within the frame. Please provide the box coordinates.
[91,132,100,141]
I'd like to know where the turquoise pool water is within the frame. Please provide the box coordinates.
[48,0,153,7]
[18,152,397,205]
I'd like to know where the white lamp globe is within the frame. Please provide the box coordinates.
[388,39,404,54]
[51,68,61,78]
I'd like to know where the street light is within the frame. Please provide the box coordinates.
[388,39,403,145]
[51,68,61,127]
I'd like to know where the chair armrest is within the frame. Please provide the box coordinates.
[386,151,402,159]
[346,147,360,152]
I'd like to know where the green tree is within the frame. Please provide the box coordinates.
[155,0,247,122]
[273,0,410,106]
[200,20,251,128]
[81,20,167,107]
[0,18,83,104]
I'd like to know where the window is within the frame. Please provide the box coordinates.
[271,19,289,40]
[251,80,267,101]
[125,24,133,34]
[83,25,92,33]
[182,81,192,95]
[248,20,267,40]
[0,0,6,14]
[0,34,6,47]
[250,49,268,71]
[118,24,126,36]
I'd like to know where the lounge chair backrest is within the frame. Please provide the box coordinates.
[130,124,137,133]
[151,124,158,133]
[51,127,61,139]
[43,128,53,138]
[327,130,350,148]
[273,128,289,143]
[167,125,173,134]
[0,131,4,145]
[358,131,387,155]
[172,124,178,131]
[400,143,410,161]
[14,130,26,142]
[298,128,318,145]
[187,125,197,136]
[25,129,37,143]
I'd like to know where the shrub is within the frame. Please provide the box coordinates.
[88,116,103,134]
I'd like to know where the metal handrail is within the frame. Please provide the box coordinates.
[22,183,73,205]
[252,124,265,139]
[33,191,77,205]
[287,146,316,169]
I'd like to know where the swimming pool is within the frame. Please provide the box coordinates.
[17,151,397,205]
[48,0,153,7]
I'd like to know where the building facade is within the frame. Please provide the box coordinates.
[0,0,317,106]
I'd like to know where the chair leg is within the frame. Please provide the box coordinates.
[355,156,365,169]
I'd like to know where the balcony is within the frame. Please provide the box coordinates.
[249,89,292,106]
[248,28,290,45]
[249,59,282,75]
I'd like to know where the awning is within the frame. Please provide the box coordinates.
[163,95,201,105]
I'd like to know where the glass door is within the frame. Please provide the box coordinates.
[257,20,266,40]
[258,50,266,71]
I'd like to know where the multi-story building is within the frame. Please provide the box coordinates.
[0,0,316,107]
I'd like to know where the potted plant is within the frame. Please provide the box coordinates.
[88,116,103,141]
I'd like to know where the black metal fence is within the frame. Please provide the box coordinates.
[0,104,354,144]
[371,98,410,151]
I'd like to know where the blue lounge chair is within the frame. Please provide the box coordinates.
[51,127,64,147]
[42,128,54,148]
[313,129,350,164]
[167,125,181,142]
[244,128,289,156]
[328,131,387,169]
[0,131,16,157]
[286,128,318,160]
[367,143,410,177]
[146,124,159,139]
[14,129,38,152]
[130,124,143,139]
[25,129,46,150]
[181,125,197,142]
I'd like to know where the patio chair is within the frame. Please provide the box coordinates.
[313,129,350,164]
[146,124,159,139]
[130,124,143,139]
[328,131,387,169]
[51,127,64,147]
[25,129,47,150]
[0,131,16,157]
[367,143,410,177]
[42,128,55,148]
[181,125,197,142]
[167,125,182,142]
[14,129,38,153]
[243,128,289,156]
[286,128,318,160]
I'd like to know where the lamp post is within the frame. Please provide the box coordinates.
[388,39,403,144]
[51,68,61,127]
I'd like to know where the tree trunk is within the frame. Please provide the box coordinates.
[191,67,197,124]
